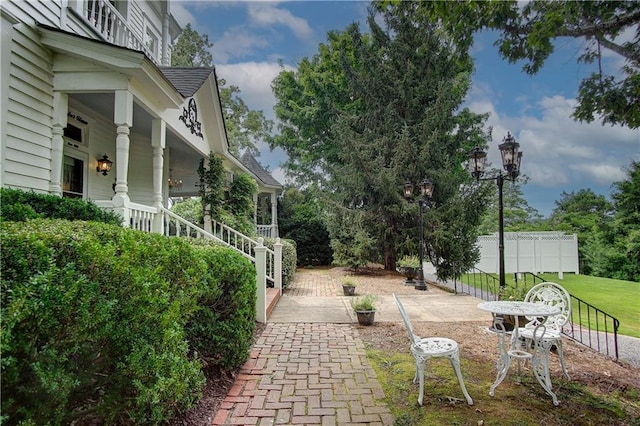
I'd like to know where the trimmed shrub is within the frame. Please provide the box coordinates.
[0,188,122,225]
[1,219,255,424]
[185,246,256,370]
[278,188,332,266]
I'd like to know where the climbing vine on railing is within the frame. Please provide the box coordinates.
[197,152,258,236]
[198,152,226,218]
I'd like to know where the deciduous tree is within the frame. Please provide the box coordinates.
[384,0,640,128]
[172,24,273,154]
[548,188,613,274]
[587,162,640,281]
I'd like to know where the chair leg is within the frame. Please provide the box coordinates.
[448,351,474,406]
[416,359,425,406]
[556,339,570,380]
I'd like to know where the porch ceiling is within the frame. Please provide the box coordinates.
[72,93,204,196]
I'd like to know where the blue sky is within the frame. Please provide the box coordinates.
[173,1,639,217]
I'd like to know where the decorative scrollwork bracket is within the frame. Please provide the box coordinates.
[179,98,203,139]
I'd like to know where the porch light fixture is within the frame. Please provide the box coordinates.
[168,170,183,190]
[96,154,113,176]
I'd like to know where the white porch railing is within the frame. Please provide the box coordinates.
[79,0,162,66]
[257,224,278,238]
[96,201,281,323]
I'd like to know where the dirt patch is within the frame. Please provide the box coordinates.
[357,321,640,396]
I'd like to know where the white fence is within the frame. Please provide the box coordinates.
[475,232,579,275]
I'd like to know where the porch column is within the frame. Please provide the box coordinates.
[151,119,165,233]
[50,92,68,196]
[112,90,133,226]
[162,12,170,66]
[270,192,278,238]
[253,192,258,233]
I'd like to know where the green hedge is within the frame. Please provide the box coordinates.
[1,220,255,425]
[0,188,122,225]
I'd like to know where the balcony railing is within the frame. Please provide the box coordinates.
[257,224,278,238]
[80,0,162,66]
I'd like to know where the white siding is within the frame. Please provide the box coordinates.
[2,0,62,28]
[127,2,145,45]
[3,23,54,192]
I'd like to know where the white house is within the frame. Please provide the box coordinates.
[0,0,282,321]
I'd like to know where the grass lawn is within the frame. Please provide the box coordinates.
[537,273,640,338]
[460,273,640,338]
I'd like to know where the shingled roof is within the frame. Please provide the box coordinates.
[240,149,282,188]
[159,67,215,97]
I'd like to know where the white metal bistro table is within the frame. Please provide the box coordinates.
[478,300,562,405]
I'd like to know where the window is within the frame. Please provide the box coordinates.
[62,111,90,199]
[145,27,158,56]
[62,154,86,199]
[64,112,89,149]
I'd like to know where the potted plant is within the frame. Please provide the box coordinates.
[341,277,357,296]
[351,294,377,326]
[500,285,530,330]
[397,255,420,285]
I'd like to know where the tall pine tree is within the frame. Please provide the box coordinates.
[272,4,493,277]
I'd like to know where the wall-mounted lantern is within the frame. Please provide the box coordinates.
[96,154,113,176]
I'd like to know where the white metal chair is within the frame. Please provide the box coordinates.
[518,282,572,380]
[392,294,474,406]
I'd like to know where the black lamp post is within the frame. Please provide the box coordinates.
[468,132,522,298]
[404,178,434,291]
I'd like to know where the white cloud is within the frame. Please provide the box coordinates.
[214,27,270,64]
[217,61,295,122]
[270,167,287,185]
[247,3,314,39]
[170,2,196,28]
[468,89,639,194]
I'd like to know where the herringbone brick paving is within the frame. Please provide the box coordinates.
[213,271,393,425]
[213,323,392,425]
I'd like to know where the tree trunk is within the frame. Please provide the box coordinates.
[384,244,396,271]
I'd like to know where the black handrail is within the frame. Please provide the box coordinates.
[452,269,620,361]
[452,267,500,301]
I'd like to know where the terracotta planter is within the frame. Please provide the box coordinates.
[342,285,356,296]
[356,310,376,326]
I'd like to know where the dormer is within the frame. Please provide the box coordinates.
[66,0,180,66]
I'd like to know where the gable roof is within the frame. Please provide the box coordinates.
[240,149,282,188]
[159,67,215,97]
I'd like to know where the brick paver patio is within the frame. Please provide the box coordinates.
[213,322,393,425]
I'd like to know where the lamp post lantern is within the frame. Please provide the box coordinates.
[468,132,522,297]
[404,178,434,291]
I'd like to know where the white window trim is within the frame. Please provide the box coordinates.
[62,149,89,200]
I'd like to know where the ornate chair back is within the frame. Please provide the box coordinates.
[524,282,571,331]
[393,293,419,346]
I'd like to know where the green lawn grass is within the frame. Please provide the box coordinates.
[459,273,640,338]
[537,273,640,338]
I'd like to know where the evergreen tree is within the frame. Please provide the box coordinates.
[477,176,544,235]
[272,4,493,277]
